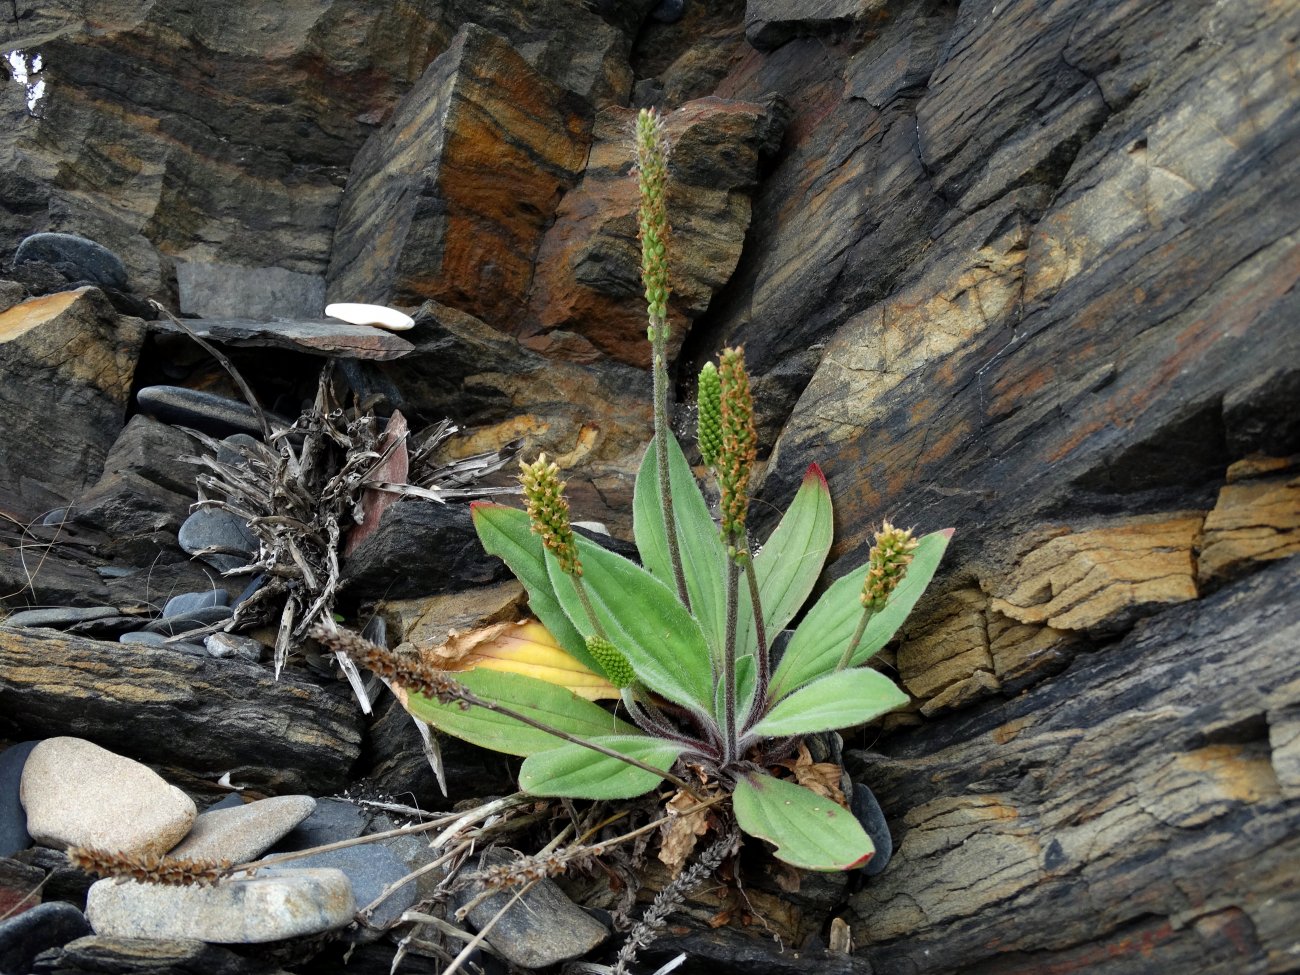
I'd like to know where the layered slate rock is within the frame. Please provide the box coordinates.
[846,558,1300,974]
[327,25,593,328]
[151,317,414,361]
[523,97,781,366]
[0,288,145,505]
[379,300,653,536]
[0,629,363,794]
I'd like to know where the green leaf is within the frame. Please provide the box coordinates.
[633,434,729,659]
[737,463,833,656]
[545,536,715,713]
[471,503,600,675]
[769,529,952,701]
[519,735,683,799]
[732,772,874,871]
[403,668,639,757]
[747,668,908,739]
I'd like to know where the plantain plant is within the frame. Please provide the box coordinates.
[327,109,950,873]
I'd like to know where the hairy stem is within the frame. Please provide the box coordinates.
[835,607,875,671]
[743,551,769,720]
[721,550,741,764]
[573,577,609,641]
[653,332,690,607]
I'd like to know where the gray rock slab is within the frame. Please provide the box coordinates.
[156,315,415,362]
[65,615,146,639]
[118,631,167,647]
[0,741,40,856]
[170,795,315,864]
[14,233,127,290]
[85,867,355,942]
[136,386,293,441]
[20,737,196,856]
[269,797,369,852]
[176,260,325,321]
[0,901,91,974]
[163,589,229,618]
[100,414,201,497]
[3,607,118,629]
[177,508,258,573]
[261,842,414,936]
[30,934,282,975]
[455,849,608,967]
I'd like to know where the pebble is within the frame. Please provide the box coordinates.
[13,233,128,290]
[178,508,258,572]
[66,615,147,639]
[41,507,70,527]
[20,738,197,857]
[231,573,267,611]
[203,793,247,813]
[453,848,608,967]
[169,795,315,864]
[144,605,233,634]
[216,433,262,468]
[204,632,266,663]
[852,783,893,877]
[3,606,118,629]
[0,742,40,856]
[0,901,92,974]
[136,385,291,440]
[163,589,229,618]
[262,842,415,937]
[85,867,355,942]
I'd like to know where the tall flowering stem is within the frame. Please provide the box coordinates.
[715,347,758,763]
[835,522,919,671]
[635,107,689,608]
[519,454,604,635]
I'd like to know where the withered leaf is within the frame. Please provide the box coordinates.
[657,789,712,877]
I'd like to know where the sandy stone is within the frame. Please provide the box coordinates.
[989,515,1201,634]
[85,867,355,942]
[19,738,195,856]
[168,796,316,864]
[1197,463,1300,589]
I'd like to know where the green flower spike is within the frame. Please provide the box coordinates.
[635,107,671,340]
[697,360,722,468]
[860,521,919,611]
[519,454,582,577]
[717,347,757,542]
[586,634,636,688]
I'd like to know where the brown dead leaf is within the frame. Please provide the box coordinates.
[343,410,408,557]
[426,621,517,668]
[657,789,712,877]
[778,742,847,806]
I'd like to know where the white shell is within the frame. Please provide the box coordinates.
[324,302,415,332]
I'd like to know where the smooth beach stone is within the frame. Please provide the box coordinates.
[852,783,893,878]
[177,508,258,573]
[261,842,414,936]
[0,742,40,856]
[20,738,196,856]
[84,867,355,942]
[118,631,166,647]
[3,606,118,629]
[268,797,369,852]
[136,386,288,440]
[169,795,315,864]
[162,589,229,618]
[143,605,232,634]
[204,632,266,662]
[0,901,91,974]
[14,233,127,290]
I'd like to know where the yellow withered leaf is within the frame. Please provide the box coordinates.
[423,620,619,701]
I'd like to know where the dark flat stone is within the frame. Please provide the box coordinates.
[154,316,414,361]
[3,607,117,629]
[13,233,127,290]
[0,901,91,974]
[0,742,40,856]
[178,508,258,573]
[136,385,294,439]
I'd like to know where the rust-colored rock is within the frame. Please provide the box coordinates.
[327,25,593,329]
[522,97,780,366]
[0,288,145,507]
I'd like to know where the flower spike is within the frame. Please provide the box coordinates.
[860,521,919,611]
[717,348,757,541]
[697,361,722,468]
[519,454,582,577]
[635,107,672,339]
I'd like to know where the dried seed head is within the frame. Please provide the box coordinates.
[518,454,582,576]
[697,361,722,467]
[635,107,672,339]
[309,623,467,705]
[717,348,756,540]
[860,521,919,611]
[67,845,231,887]
[586,634,636,688]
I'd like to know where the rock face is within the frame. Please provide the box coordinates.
[0,0,1295,972]
[0,288,144,505]
[327,25,593,324]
